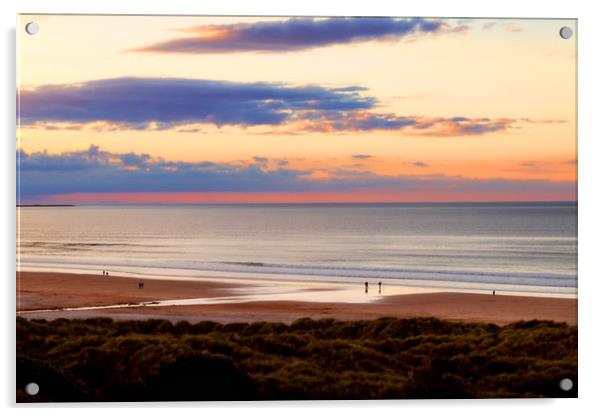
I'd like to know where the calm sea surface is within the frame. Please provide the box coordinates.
[17,203,577,296]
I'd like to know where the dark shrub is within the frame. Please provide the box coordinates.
[146,353,257,401]
[16,317,577,401]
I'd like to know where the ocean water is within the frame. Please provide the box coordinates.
[17,203,577,296]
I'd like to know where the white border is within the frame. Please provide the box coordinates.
[2,1,601,414]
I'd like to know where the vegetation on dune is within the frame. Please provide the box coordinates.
[16,317,577,402]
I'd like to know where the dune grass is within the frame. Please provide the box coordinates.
[16,316,577,401]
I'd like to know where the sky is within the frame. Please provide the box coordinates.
[17,15,577,204]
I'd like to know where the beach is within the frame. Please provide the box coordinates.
[17,271,577,325]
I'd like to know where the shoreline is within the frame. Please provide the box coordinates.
[18,263,577,299]
[16,271,577,325]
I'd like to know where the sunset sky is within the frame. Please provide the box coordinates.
[17,15,577,204]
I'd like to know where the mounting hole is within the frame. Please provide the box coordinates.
[25,382,39,396]
[559,26,573,40]
[25,22,39,35]
[559,378,573,391]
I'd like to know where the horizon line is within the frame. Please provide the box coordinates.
[17,200,577,207]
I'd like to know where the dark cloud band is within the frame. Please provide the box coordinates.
[17,146,575,202]
[134,17,449,54]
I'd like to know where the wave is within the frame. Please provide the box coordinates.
[19,242,151,248]
[212,261,576,287]
[216,260,572,280]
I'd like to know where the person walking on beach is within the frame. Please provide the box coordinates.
[365,281,368,294]
[378,281,382,294]
[138,282,144,289]
[493,289,496,296]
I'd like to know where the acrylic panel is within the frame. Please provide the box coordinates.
[16,15,577,402]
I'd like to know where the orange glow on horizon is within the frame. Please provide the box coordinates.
[35,190,576,205]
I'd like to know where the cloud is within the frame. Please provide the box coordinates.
[520,162,537,168]
[18,146,575,203]
[120,152,152,166]
[290,112,514,136]
[351,154,372,159]
[520,118,568,124]
[17,146,308,198]
[253,156,269,164]
[16,145,109,171]
[19,77,518,136]
[134,17,453,54]
[413,161,429,167]
[411,117,514,136]
[502,160,575,175]
[503,23,523,33]
[19,77,374,130]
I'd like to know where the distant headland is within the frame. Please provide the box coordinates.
[17,204,75,207]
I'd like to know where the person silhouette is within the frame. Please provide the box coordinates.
[378,281,382,294]
[493,290,496,296]
[364,281,368,294]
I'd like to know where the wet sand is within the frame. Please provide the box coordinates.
[17,271,577,326]
[17,271,243,311]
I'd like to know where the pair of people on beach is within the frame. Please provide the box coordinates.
[102,270,109,277]
[364,281,496,296]
[365,281,382,293]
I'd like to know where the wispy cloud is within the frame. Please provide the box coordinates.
[19,77,518,136]
[351,154,373,159]
[503,22,523,33]
[520,118,568,124]
[253,156,269,164]
[413,117,514,136]
[133,17,455,54]
[296,113,514,136]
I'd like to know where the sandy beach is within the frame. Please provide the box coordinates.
[17,271,577,325]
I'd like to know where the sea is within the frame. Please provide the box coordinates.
[17,202,577,297]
